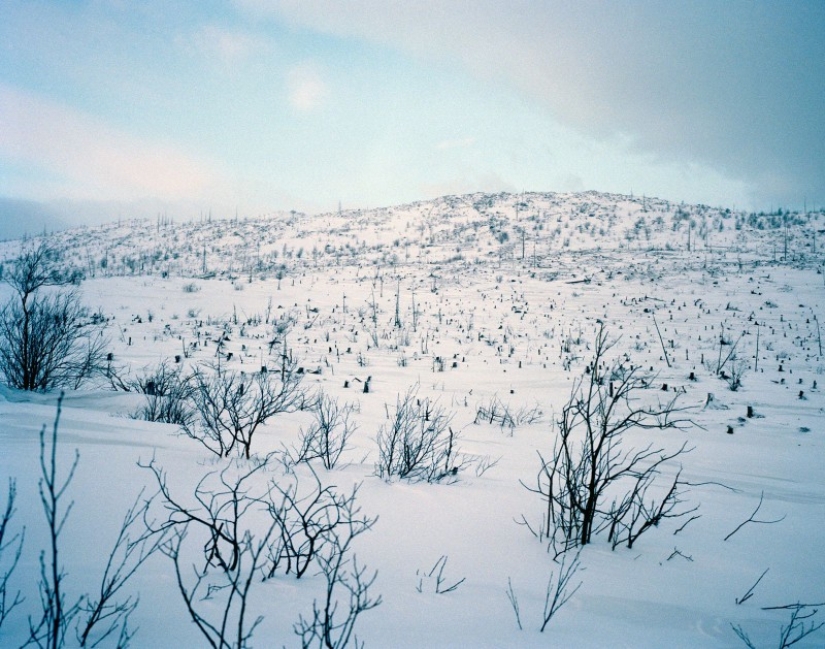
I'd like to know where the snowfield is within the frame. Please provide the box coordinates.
[0,191,823,648]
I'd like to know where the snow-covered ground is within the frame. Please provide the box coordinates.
[1,192,823,647]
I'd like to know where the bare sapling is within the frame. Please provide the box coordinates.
[293,392,357,469]
[185,360,304,458]
[293,523,381,649]
[375,386,462,482]
[264,468,376,581]
[732,602,824,649]
[504,550,583,633]
[0,244,108,391]
[724,492,786,542]
[26,395,161,649]
[540,550,583,632]
[474,395,542,433]
[75,491,168,647]
[128,359,194,426]
[520,324,694,555]
[28,394,81,648]
[735,568,769,605]
[711,323,745,387]
[142,457,279,649]
[652,312,671,368]
[415,555,466,594]
[0,478,24,632]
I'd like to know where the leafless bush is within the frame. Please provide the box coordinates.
[724,492,786,542]
[264,468,376,580]
[605,466,696,551]
[293,527,381,649]
[732,602,824,649]
[0,244,108,392]
[707,325,745,387]
[142,458,278,649]
[474,395,542,433]
[0,478,24,633]
[142,456,378,649]
[129,360,194,426]
[505,550,583,633]
[27,394,81,648]
[26,395,162,649]
[505,578,523,631]
[726,356,747,392]
[375,386,461,482]
[415,555,465,594]
[75,493,167,648]
[293,392,357,469]
[540,551,583,632]
[473,454,502,478]
[184,361,304,458]
[520,324,694,555]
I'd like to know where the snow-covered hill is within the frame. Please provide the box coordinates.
[0,191,823,648]
[4,191,822,281]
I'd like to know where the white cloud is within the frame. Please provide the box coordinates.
[287,63,328,112]
[186,24,270,65]
[240,0,825,208]
[435,137,476,151]
[0,83,225,201]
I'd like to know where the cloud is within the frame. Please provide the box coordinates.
[245,0,825,207]
[184,24,270,65]
[420,171,516,201]
[287,63,328,112]
[435,137,476,151]
[0,83,224,202]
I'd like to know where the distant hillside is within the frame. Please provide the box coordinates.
[1,191,821,278]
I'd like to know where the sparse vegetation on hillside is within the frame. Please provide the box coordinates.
[0,192,822,648]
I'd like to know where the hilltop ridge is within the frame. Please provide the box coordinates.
[2,191,821,279]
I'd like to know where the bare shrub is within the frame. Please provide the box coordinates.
[142,456,379,649]
[505,550,583,633]
[264,468,376,581]
[732,602,824,649]
[415,555,465,594]
[129,360,194,426]
[520,325,694,555]
[293,392,357,469]
[0,479,24,632]
[28,395,81,648]
[25,395,163,649]
[142,458,278,649]
[0,244,108,392]
[184,361,304,459]
[540,550,583,632]
[293,514,381,649]
[723,492,786,542]
[375,386,461,482]
[474,395,542,433]
[726,356,747,392]
[708,325,746,388]
[75,492,166,647]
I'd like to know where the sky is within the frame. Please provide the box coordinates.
[1,0,824,231]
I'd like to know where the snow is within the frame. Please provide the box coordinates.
[0,191,823,647]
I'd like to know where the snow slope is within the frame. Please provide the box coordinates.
[0,192,823,648]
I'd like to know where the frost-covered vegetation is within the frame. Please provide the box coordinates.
[0,190,823,648]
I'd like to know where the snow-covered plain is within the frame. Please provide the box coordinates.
[1,192,823,648]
